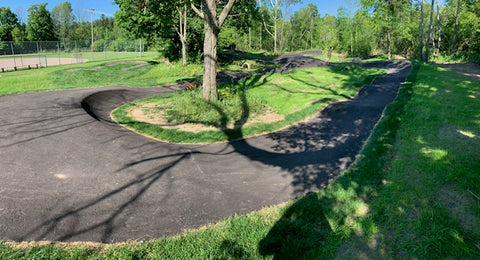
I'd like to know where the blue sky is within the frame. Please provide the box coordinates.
[4,0,347,23]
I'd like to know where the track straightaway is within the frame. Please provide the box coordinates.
[0,59,411,243]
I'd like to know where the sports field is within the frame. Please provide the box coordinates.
[0,51,148,71]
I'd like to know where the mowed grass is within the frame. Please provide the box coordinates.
[0,52,274,96]
[1,61,479,259]
[354,63,480,258]
[0,57,203,96]
[112,65,384,143]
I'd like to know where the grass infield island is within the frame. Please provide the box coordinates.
[112,65,385,143]
[1,58,479,258]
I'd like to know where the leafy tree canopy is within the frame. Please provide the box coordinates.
[0,7,20,41]
[114,0,176,43]
[27,3,56,41]
[52,1,75,41]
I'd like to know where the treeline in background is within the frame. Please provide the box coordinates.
[1,0,479,63]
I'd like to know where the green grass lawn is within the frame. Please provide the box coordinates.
[1,59,479,259]
[0,57,203,96]
[0,52,274,96]
[112,65,384,143]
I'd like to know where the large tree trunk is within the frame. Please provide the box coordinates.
[451,0,461,54]
[202,1,219,101]
[192,0,236,102]
[181,40,187,66]
[425,0,435,62]
[419,0,425,61]
[203,28,218,101]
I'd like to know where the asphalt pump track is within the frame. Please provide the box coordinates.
[0,58,412,243]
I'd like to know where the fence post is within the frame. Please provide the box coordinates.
[74,40,78,63]
[43,42,48,67]
[36,42,42,67]
[10,42,17,68]
[58,42,61,65]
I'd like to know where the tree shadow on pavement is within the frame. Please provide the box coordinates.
[16,152,188,242]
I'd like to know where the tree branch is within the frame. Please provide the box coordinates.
[218,0,236,28]
[191,3,204,19]
[263,20,274,37]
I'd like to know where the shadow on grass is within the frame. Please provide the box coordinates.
[255,61,417,258]
[258,62,480,258]
[258,192,335,259]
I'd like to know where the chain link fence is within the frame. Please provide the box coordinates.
[0,40,144,72]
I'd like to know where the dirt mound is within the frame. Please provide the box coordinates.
[269,52,328,73]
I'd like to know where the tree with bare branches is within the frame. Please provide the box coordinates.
[177,2,188,66]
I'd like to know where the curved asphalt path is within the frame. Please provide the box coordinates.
[0,59,411,243]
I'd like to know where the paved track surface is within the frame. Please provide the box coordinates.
[0,58,411,243]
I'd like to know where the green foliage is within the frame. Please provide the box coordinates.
[289,4,319,51]
[219,25,237,50]
[0,7,19,26]
[51,1,75,42]
[0,7,20,41]
[26,3,56,41]
[114,0,176,43]
[11,25,27,41]
[314,14,338,51]
[435,51,480,63]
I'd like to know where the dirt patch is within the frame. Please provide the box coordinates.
[334,53,346,59]
[438,186,480,234]
[0,57,87,71]
[437,62,480,80]
[67,61,148,72]
[6,240,105,248]
[127,102,284,133]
